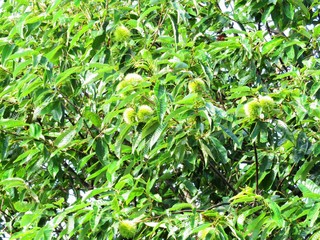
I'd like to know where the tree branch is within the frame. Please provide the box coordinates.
[62,161,90,189]
[199,150,238,195]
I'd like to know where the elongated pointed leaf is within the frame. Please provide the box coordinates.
[54,128,77,148]
[0,119,27,128]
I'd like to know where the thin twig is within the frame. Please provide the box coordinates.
[62,161,90,189]
[199,150,238,194]
[58,90,95,138]
[277,163,296,191]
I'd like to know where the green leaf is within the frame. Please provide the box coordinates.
[149,123,167,149]
[2,44,15,64]
[18,77,42,98]
[298,179,320,199]
[264,199,284,227]
[294,158,317,182]
[250,121,266,141]
[199,61,214,82]
[79,153,95,170]
[92,32,106,50]
[275,120,295,143]
[20,212,40,227]
[169,14,178,49]
[0,133,8,161]
[138,6,160,23]
[312,142,320,156]
[126,187,145,204]
[313,24,320,38]
[14,148,40,164]
[55,66,83,86]
[14,201,34,212]
[175,93,198,105]
[306,202,320,227]
[29,123,42,139]
[7,49,37,60]
[246,212,267,238]
[132,120,159,153]
[69,24,91,49]
[81,188,110,201]
[54,128,77,148]
[199,140,214,166]
[236,206,264,229]
[95,137,109,165]
[115,124,132,158]
[0,178,27,189]
[219,124,241,147]
[0,119,27,128]
[48,157,60,178]
[209,136,228,164]
[45,45,63,63]
[310,81,320,97]
[34,226,53,240]
[260,170,276,191]
[47,0,63,14]
[169,203,193,211]
[205,102,227,119]
[85,165,109,181]
[115,174,134,190]
[154,82,167,123]
[228,86,252,99]
[67,215,75,235]
[84,109,102,128]
[13,59,32,78]
[180,178,198,196]
[310,231,320,240]
[164,106,190,122]
[283,1,294,20]
[262,37,284,55]
[288,0,310,19]
[293,131,309,163]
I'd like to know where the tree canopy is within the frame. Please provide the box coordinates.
[0,0,319,239]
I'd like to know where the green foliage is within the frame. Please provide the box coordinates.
[0,0,319,239]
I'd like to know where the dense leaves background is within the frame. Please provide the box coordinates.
[0,0,319,239]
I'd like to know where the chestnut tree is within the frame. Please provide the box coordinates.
[0,0,319,239]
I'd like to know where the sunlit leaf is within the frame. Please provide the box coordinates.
[54,128,77,148]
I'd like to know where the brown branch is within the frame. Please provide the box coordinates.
[199,150,238,195]
[57,90,95,138]
[62,161,90,189]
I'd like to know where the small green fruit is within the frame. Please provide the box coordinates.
[116,73,144,97]
[258,95,274,115]
[124,73,143,83]
[119,220,137,239]
[137,105,154,122]
[114,25,131,42]
[116,80,131,92]
[188,78,205,93]
[244,99,261,119]
[116,73,143,91]
[123,108,136,124]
